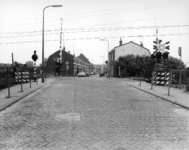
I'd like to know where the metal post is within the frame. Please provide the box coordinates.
[179,47,182,89]
[20,72,23,92]
[7,74,11,98]
[119,66,120,78]
[12,53,14,66]
[139,72,142,86]
[29,71,31,88]
[42,7,45,83]
[168,70,172,96]
[45,67,46,81]
[151,71,154,90]
[179,69,181,89]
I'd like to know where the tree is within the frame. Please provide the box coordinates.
[164,56,184,70]
[114,54,155,77]
[25,61,34,68]
[114,54,185,78]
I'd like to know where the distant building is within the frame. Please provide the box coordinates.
[46,50,91,76]
[109,39,151,77]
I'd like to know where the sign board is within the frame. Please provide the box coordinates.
[66,61,69,70]
[66,64,69,70]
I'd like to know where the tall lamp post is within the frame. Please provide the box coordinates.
[100,39,109,77]
[42,5,62,83]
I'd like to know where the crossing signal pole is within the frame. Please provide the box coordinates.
[151,29,171,86]
[32,51,38,82]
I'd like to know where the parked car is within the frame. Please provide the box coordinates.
[99,72,105,77]
[78,71,86,77]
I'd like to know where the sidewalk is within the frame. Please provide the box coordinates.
[121,78,189,110]
[0,78,54,111]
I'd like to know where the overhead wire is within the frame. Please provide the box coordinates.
[0,14,188,35]
[1,33,189,44]
[0,1,179,24]
[0,24,189,38]
[0,1,185,28]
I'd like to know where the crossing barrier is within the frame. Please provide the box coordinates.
[152,70,170,85]
[15,71,29,83]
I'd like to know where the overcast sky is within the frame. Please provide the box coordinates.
[0,0,189,66]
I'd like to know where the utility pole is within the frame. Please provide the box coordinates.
[12,53,14,66]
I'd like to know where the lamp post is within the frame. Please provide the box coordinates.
[100,39,109,77]
[42,5,62,83]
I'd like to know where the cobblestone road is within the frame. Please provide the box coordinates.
[0,76,189,150]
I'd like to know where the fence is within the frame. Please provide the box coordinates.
[171,69,189,89]
[0,67,47,98]
[138,69,189,94]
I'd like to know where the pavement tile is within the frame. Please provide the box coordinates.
[0,77,189,150]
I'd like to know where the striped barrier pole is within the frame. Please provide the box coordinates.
[33,62,36,82]
[36,70,38,85]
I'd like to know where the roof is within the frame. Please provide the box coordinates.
[109,41,151,55]
[77,53,90,63]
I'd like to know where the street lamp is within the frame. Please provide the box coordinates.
[42,5,62,83]
[100,39,109,77]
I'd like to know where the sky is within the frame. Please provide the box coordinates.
[0,0,189,66]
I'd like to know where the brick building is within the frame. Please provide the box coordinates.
[46,50,91,76]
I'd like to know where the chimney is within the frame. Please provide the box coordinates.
[119,38,122,46]
[140,42,143,47]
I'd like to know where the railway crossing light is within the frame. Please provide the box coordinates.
[32,51,38,62]
[162,52,169,59]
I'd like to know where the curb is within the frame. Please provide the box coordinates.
[124,82,189,110]
[0,83,49,112]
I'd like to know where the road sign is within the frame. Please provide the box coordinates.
[153,39,170,52]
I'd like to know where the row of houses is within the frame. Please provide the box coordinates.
[108,39,151,77]
[46,50,95,76]
[45,38,151,77]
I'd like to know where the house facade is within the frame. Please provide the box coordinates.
[46,50,91,76]
[109,39,151,77]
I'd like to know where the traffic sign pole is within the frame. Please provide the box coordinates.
[178,47,182,89]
